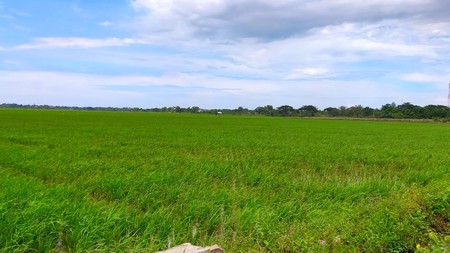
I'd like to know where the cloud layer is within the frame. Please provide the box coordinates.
[14,37,146,49]
[130,0,450,39]
[1,0,449,108]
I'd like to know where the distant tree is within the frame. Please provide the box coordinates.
[380,103,398,118]
[190,106,201,113]
[277,105,295,117]
[255,106,265,115]
[235,106,250,114]
[0,103,22,108]
[362,107,375,117]
[338,106,348,117]
[397,102,423,118]
[265,105,276,116]
[255,105,276,116]
[324,107,339,117]
[347,105,363,117]
[423,105,450,119]
[299,105,318,117]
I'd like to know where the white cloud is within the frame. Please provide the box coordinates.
[2,0,450,108]
[14,37,147,50]
[285,67,334,80]
[98,21,113,27]
[1,69,446,108]
[0,70,278,108]
[0,71,156,107]
[397,73,446,83]
[2,59,21,66]
[129,0,448,39]
[216,21,441,79]
[126,0,448,76]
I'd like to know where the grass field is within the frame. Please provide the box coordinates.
[0,109,449,252]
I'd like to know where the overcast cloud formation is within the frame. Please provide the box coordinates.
[1,0,450,108]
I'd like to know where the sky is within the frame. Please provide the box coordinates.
[1,0,450,109]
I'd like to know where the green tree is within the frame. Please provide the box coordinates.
[255,105,276,116]
[397,102,423,118]
[362,106,375,117]
[338,106,348,117]
[380,103,398,118]
[277,105,295,117]
[324,107,339,117]
[423,105,450,119]
[347,105,364,117]
[299,105,318,117]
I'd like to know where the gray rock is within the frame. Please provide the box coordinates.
[156,243,225,253]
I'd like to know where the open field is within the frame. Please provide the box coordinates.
[0,109,449,252]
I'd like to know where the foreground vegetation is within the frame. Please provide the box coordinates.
[0,109,449,252]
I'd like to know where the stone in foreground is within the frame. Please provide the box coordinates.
[156,243,225,253]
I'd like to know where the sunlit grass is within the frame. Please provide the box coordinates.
[0,109,449,252]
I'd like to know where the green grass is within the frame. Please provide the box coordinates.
[0,109,449,252]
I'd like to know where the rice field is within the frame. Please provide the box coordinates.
[0,109,449,252]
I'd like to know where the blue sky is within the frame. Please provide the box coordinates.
[1,0,449,109]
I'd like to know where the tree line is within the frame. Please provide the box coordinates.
[1,102,450,121]
[253,103,450,120]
